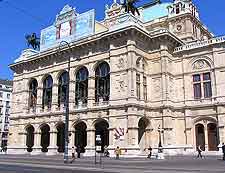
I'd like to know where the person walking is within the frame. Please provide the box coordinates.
[104,145,109,157]
[76,145,81,158]
[115,146,121,160]
[70,146,76,163]
[197,145,203,159]
[222,143,225,160]
[147,146,152,159]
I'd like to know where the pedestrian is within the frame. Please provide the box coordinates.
[197,145,203,159]
[147,146,152,159]
[222,143,225,160]
[104,145,109,157]
[70,146,76,163]
[115,146,121,160]
[76,145,81,158]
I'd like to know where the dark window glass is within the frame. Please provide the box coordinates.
[58,72,69,107]
[193,74,201,82]
[29,79,38,108]
[194,83,201,99]
[42,76,53,109]
[204,82,212,98]
[203,73,210,81]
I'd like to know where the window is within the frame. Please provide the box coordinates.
[7,93,10,99]
[0,108,2,114]
[136,74,140,100]
[0,100,2,104]
[95,62,110,102]
[58,72,69,107]
[75,67,88,105]
[193,73,212,99]
[5,108,9,115]
[0,85,2,88]
[0,92,2,98]
[42,75,53,109]
[29,79,38,109]
[6,101,10,107]
[143,76,147,101]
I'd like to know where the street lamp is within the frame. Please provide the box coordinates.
[58,40,71,163]
[157,125,164,159]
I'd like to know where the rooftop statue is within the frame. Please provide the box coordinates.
[121,0,140,16]
[25,33,40,50]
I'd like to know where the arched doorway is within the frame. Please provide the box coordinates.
[95,119,109,152]
[207,123,218,151]
[138,117,149,152]
[40,124,50,152]
[26,125,34,152]
[195,124,205,151]
[56,123,65,153]
[74,122,87,153]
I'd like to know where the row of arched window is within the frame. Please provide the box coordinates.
[28,62,110,110]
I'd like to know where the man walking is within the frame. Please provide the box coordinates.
[76,145,81,158]
[70,146,76,163]
[197,145,203,159]
[147,146,152,159]
[222,143,225,160]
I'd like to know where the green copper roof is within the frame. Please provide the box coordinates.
[142,2,171,22]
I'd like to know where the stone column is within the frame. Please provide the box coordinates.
[69,68,76,110]
[48,129,58,155]
[204,123,209,151]
[85,124,95,156]
[87,75,95,108]
[33,131,41,154]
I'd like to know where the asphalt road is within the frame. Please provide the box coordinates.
[0,154,224,173]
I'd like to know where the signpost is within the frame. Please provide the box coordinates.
[95,135,102,165]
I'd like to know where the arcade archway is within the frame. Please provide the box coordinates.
[40,124,50,152]
[74,122,87,153]
[26,125,34,152]
[138,117,149,151]
[56,123,65,153]
[95,119,109,152]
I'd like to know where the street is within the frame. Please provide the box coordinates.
[0,154,224,173]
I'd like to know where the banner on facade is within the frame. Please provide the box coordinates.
[40,9,95,51]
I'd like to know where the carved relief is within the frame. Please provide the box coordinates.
[115,73,127,93]
[116,55,127,69]
[152,78,161,99]
[192,59,210,70]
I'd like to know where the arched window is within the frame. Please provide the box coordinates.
[75,67,88,105]
[42,75,53,109]
[95,62,110,102]
[58,72,69,107]
[28,79,38,109]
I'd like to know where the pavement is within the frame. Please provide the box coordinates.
[0,154,224,173]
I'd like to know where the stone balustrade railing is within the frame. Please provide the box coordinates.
[174,36,225,52]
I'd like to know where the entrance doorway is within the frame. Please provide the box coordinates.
[26,125,34,152]
[95,119,109,152]
[207,123,218,151]
[40,124,50,152]
[75,122,87,153]
[56,122,65,153]
[195,124,205,151]
[138,117,149,152]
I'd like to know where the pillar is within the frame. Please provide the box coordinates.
[87,74,95,108]
[48,129,57,154]
[204,123,209,151]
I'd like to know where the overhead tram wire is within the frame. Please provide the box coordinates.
[0,0,48,27]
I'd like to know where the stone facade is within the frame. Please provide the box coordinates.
[8,0,225,156]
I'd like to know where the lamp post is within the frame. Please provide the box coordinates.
[58,40,71,163]
[157,125,164,159]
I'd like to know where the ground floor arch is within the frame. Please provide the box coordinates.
[74,121,87,153]
[207,123,218,151]
[138,117,150,151]
[40,124,50,152]
[26,125,34,152]
[56,122,65,153]
[95,119,109,152]
[195,122,218,151]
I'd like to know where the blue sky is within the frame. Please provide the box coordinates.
[0,0,224,80]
